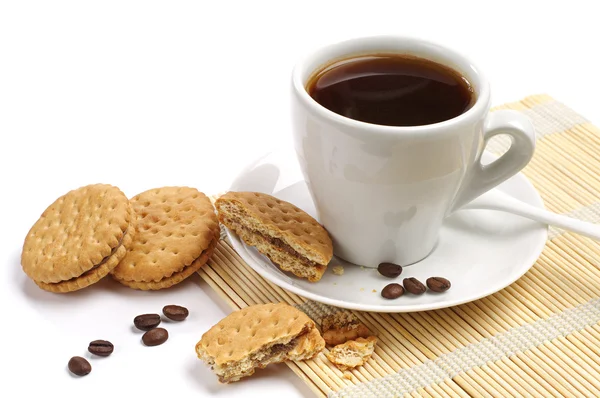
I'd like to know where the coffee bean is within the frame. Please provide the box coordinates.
[403,277,427,295]
[381,283,404,299]
[162,305,189,321]
[142,327,168,346]
[88,340,114,357]
[134,314,161,331]
[377,262,403,278]
[426,277,451,292]
[68,356,91,376]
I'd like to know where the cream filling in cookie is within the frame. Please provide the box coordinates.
[229,222,324,269]
[209,326,310,383]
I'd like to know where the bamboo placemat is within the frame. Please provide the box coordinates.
[199,94,600,397]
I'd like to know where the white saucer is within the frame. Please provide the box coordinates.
[226,148,548,313]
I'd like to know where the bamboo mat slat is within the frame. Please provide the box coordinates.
[199,94,600,397]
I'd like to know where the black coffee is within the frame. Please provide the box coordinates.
[307,54,474,127]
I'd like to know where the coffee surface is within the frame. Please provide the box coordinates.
[307,54,474,127]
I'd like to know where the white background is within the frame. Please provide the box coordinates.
[1,1,599,397]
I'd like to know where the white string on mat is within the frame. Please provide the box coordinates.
[328,298,600,397]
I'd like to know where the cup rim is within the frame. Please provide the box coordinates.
[292,35,491,136]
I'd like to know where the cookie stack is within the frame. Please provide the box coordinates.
[21,184,219,292]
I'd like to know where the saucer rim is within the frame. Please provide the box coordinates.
[225,149,548,313]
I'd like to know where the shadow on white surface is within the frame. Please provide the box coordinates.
[65,365,81,379]
[19,269,120,302]
[7,247,315,397]
[187,357,225,394]
[187,354,313,396]
[12,246,208,305]
[193,275,237,315]
[130,324,144,334]
[231,163,281,194]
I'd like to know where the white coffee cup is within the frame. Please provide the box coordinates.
[291,36,535,267]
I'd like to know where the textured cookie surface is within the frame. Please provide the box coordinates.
[216,192,332,264]
[215,192,333,282]
[287,327,325,358]
[197,302,316,365]
[326,336,377,371]
[22,184,132,284]
[113,232,218,290]
[196,302,325,383]
[36,231,133,293]
[111,187,218,284]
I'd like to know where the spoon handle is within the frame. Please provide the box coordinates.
[469,196,600,241]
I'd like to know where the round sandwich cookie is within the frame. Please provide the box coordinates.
[21,184,134,293]
[215,192,333,282]
[111,187,219,290]
[196,302,325,383]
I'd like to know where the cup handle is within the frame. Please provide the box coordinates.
[450,110,536,212]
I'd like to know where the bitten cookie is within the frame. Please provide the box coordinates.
[215,192,333,282]
[320,312,372,346]
[326,336,378,371]
[111,187,219,290]
[21,184,134,293]
[196,302,325,383]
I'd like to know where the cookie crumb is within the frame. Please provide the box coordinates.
[343,372,353,380]
[320,312,372,346]
[326,336,378,371]
[372,289,377,293]
[359,288,365,292]
[332,265,344,276]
